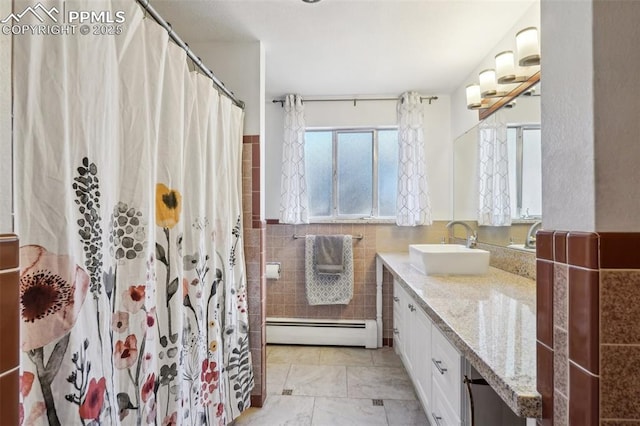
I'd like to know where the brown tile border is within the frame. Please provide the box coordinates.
[0,369,19,426]
[0,270,19,374]
[553,231,568,264]
[537,342,555,425]
[536,230,554,261]
[599,233,640,269]
[567,232,599,270]
[568,267,599,374]
[250,393,266,408]
[0,235,19,270]
[537,260,554,347]
[568,362,599,426]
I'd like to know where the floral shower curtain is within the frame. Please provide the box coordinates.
[279,94,308,224]
[478,110,511,226]
[396,91,432,226]
[13,2,253,425]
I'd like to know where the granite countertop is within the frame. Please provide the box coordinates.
[377,252,541,419]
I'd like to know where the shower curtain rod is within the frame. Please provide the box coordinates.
[272,95,438,107]
[136,0,245,109]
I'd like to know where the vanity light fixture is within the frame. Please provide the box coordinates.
[495,51,516,84]
[466,26,540,112]
[516,27,541,66]
[479,69,497,97]
[302,0,322,3]
[465,84,482,109]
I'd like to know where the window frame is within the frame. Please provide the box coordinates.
[507,123,542,220]
[305,126,398,223]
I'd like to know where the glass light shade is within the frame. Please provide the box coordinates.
[466,84,482,109]
[516,27,540,66]
[495,50,516,84]
[479,69,497,97]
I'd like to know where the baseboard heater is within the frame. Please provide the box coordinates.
[266,317,378,349]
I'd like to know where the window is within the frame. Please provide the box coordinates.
[305,128,398,220]
[507,125,542,219]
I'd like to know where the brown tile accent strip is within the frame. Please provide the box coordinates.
[0,234,19,270]
[554,391,568,426]
[553,231,568,264]
[553,263,568,331]
[537,342,554,425]
[568,362,599,426]
[567,232,599,269]
[537,260,554,347]
[0,369,19,426]
[568,266,599,374]
[536,230,554,261]
[266,219,280,225]
[600,345,640,420]
[599,232,640,269]
[601,270,640,345]
[0,270,19,374]
[553,327,568,398]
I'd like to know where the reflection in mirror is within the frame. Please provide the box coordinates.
[453,82,540,249]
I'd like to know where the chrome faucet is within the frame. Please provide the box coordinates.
[524,220,543,249]
[445,221,478,248]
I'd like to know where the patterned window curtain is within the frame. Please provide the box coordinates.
[279,94,309,224]
[478,110,512,226]
[396,91,432,226]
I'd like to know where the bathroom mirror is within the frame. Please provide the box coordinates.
[453,80,541,248]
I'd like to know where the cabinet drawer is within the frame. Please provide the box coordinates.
[393,280,402,307]
[393,310,402,355]
[431,379,462,426]
[431,325,462,415]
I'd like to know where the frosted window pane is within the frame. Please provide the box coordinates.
[305,131,333,216]
[522,128,542,217]
[337,132,373,215]
[378,130,398,216]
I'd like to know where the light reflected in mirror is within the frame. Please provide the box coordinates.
[453,82,541,249]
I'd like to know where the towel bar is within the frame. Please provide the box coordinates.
[293,234,363,240]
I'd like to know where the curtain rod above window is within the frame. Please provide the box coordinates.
[136,0,245,109]
[271,95,438,107]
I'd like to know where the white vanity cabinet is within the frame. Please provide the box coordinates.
[393,280,433,417]
[431,324,464,425]
[393,280,463,425]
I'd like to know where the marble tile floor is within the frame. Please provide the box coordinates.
[233,345,429,426]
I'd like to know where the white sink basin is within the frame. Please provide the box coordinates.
[409,244,490,275]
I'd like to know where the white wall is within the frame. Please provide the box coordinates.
[265,95,452,220]
[541,0,640,232]
[190,41,263,136]
[0,1,12,233]
[540,0,595,231]
[450,2,541,140]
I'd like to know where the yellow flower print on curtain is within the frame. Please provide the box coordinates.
[155,183,182,229]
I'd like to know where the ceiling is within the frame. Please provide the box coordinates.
[151,0,536,98]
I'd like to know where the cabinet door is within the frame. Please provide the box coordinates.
[431,379,462,426]
[411,304,432,417]
[392,280,404,356]
[431,324,463,420]
[403,292,415,375]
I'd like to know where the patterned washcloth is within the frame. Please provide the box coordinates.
[305,235,354,305]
